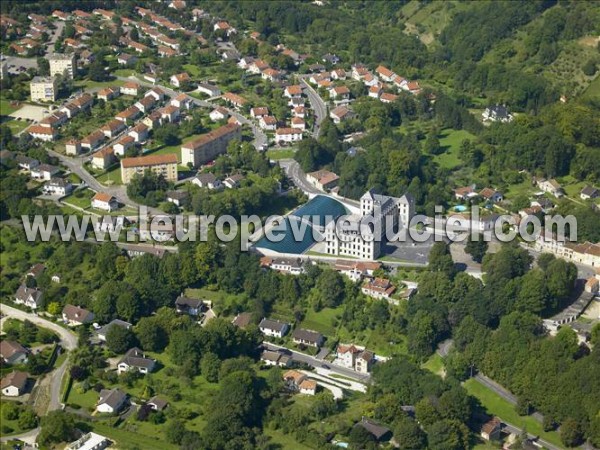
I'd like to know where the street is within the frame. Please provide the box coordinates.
[299,78,327,138]
[0,304,77,445]
[263,342,370,383]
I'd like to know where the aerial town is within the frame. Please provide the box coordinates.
[0,1,599,450]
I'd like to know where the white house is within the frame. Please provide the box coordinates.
[336,344,375,373]
[97,388,127,414]
[275,127,303,143]
[1,341,29,365]
[117,348,156,374]
[43,178,72,196]
[259,318,290,338]
[259,115,277,131]
[91,192,118,211]
[0,371,28,397]
[482,105,513,123]
[62,304,94,326]
[31,164,60,181]
[192,172,222,190]
[197,83,221,97]
[14,285,43,309]
[209,107,228,122]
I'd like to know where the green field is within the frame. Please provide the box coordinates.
[464,379,563,448]
[92,422,178,450]
[263,427,314,450]
[266,148,296,160]
[433,129,475,169]
[96,165,123,185]
[421,352,445,377]
[300,306,343,336]
[62,189,95,209]
[0,99,22,116]
[581,75,600,100]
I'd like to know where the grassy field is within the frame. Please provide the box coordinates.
[62,189,95,209]
[66,385,98,410]
[300,306,343,336]
[581,74,600,101]
[421,352,445,377]
[92,422,178,450]
[0,99,22,116]
[433,129,475,169]
[267,148,296,160]
[74,79,125,90]
[263,427,314,450]
[96,165,123,185]
[464,378,563,448]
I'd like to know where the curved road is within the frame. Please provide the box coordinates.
[299,78,327,138]
[0,304,77,445]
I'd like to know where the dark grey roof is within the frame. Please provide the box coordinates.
[147,395,168,410]
[166,190,189,200]
[119,348,155,369]
[15,155,39,165]
[292,328,323,344]
[356,418,391,441]
[581,185,598,197]
[15,285,42,303]
[195,172,218,184]
[175,296,204,309]
[232,312,253,328]
[259,318,289,332]
[47,177,70,187]
[261,350,282,362]
[35,164,60,173]
[98,388,126,408]
[487,104,509,118]
[97,319,132,337]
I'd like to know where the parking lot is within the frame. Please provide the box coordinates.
[10,103,48,122]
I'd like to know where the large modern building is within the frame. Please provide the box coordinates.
[324,190,414,260]
[120,153,178,184]
[48,53,76,79]
[181,123,242,168]
[30,76,59,102]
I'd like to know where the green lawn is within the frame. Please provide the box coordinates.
[581,74,600,100]
[421,352,445,377]
[266,148,296,160]
[263,427,314,450]
[96,165,123,185]
[0,99,22,116]
[0,401,37,436]
[92,422,178,450]
[62,189,95,209]
[301,306,343,336]
[66,385,98,410]
[433,129,475,169]
[74,79,125,90]
[182,64,202,77]
[464,378,563,448]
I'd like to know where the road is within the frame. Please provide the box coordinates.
[299,78,327,138]
[263,342,370,383]
[278,158,323,195]
[0,304,77,445]
[115,75,268,150]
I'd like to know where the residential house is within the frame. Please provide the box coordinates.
[454,186,479,201]
[115,106,141,123]
[170,72,191,88]
[482,105,513,123]
[94,215,126,235]
[171,93,193,110]
[129,122,149,143]
[27,263,46,278]
[330,105,355,124]
[337,344,375,373]
[145,87,165,102]
[101,119,126,138]
[209,107,229,122]
[480,417,502,441]
[259,318,290,338]
[142,112,162,130]
[261,68,282,82]
[331,69,346,80]
[31,164,60,181]
[536,178,564,198]
[97,388,127,414]
[291,117,306,130]
[120,82,141,96]
[213,21,236,36]
[92,192,118,211]
[191,84,220,101]
[329,85,350,101]
[81,131,106,151]
[134,95,156,114]
[275,127,303,143]
[43,178,72,196]
[91,147,115,170]
[16,155,39,171]
[293,106,306,118]
[117,53,138,66]
[368,85,382,99]
[175,294,211,316]
[307,170,339,190]
[580,185,599,200]
[192,172,222,190]
[250,107,269,119]
[159,105,180,123]
[362,277,396,300]
[260,256,305,275]
[380,92,398,103]
[222,92,247,108]
[259,115,277,131]
[28,125,57,142]
[232,312,253,328]
[117,348,156,374]
[1,371,28,397]
[292,329,324,347]
[62,304,94,326]
[284,85,303,98]
[223,173,244,189]
[375,65,397,82]
[65,139,82,156]
[283,370,317,395]
[479,187,503,203]
[147,396,168,411]
[166,190,189,207]
[121,154,178,184]
[97,87,120,102]
[260,350,291,367]
[65,433,110,450]
[355,418,392,442]
[113,135,135,157]
[96,319,132,342]
[334,260,382,282]
[0,341,29,364]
